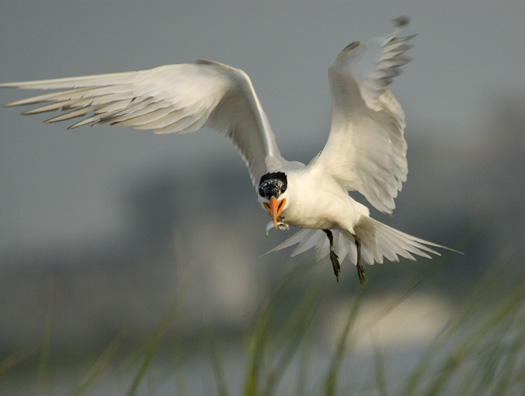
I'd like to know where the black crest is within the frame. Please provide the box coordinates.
[258,172,287,200]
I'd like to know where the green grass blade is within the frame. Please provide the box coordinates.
[263,274,327,395]
[242,260,322,396]
[400,248,518,396]
[0,349,32,375]
[372,335,388,396]
[323,292,361,396]
[37,279,55,395]
[422,277,525,396]
[127,295,180,396]
[206,329,229,396]
[72,335,122,396]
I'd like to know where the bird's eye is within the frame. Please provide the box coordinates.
[281,184,287,193]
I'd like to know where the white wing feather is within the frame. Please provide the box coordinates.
[314,18,414,213]
[1,60,282,187]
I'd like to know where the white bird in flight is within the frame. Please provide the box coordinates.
[1,18,452,287]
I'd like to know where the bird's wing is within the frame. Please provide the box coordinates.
[1,60,283,187]
[313,18,414,213]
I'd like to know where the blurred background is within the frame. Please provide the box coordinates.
[1,0,524,394]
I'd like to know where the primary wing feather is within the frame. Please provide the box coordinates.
[314,18,414,213]
[1,60,282,187]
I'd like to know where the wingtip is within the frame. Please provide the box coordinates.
[2,98,27,108]
[343,41,361,52]
[0,82,17,89]
[393,16,410,28]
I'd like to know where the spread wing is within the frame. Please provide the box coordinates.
[1,60,282,187]
[314,18,414,213]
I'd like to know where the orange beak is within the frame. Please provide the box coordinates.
[263,197,286,228]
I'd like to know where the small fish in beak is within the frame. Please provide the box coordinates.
[265,219,289,236]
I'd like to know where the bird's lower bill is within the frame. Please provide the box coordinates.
[263,197,286,229]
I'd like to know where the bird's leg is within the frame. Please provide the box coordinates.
[323,229,340,282]
[354,236,366,289]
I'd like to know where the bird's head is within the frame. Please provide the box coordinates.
[258,171,288,229]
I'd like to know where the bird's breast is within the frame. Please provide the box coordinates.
[279,165,373,232]
[281,172,357,230]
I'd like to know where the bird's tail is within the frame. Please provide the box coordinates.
[266,217,455,266]
[350,217,450,264]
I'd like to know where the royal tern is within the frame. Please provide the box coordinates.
[1,18,452,286]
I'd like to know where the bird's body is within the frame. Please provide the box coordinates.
[1,18,453,286]
[275,165,368,232]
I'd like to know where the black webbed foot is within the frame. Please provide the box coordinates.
[323,229,340,282]
[329,250,341,282]
[355,237,366,289]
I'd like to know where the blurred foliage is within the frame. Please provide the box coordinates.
[1,249,524,395]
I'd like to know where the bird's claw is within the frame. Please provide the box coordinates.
[355,237,366,289]
[323,230,341,282]
[329,250,341,282]
[357,261,366,289]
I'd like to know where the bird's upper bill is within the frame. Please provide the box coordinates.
[263,197,286,228]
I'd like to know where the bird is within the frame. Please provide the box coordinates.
[1,17,452,287]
